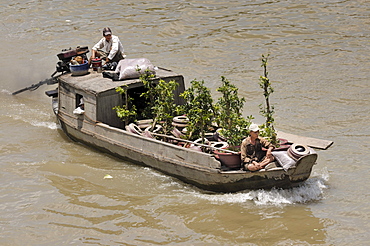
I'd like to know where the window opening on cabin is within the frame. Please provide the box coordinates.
[102,86,152,130]
[73,93,85,115]
[127,86,153,121]
[76,94,84,110]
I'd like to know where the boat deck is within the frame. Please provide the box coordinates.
[58,67,182,95]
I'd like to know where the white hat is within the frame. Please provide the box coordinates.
[248,123,260,132]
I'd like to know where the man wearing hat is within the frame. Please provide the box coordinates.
[240,123,275,171]
[90,27,125,63]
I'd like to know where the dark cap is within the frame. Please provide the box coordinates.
[102,27,112,36]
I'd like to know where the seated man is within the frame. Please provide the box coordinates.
[90,27,125,64]
[241,123,275,171]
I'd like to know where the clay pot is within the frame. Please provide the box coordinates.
[171,127,184,138]
[274,138,290,151]
[214,150,241,170]
[141,130,154,139]
[214,128,227,141]
[287,143,310,161]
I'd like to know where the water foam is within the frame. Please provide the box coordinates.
[1,89,12,95]
[4,99,59,130]
[30,120,59,130]
[143,165,329,206]
[193,168,329,206]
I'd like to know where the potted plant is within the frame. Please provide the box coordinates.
[149,78,179,136]
[134,70,181,137]
[113,68,156,126]
[113,84,137,126]
[257,54,285,148]
[213,76,253,169]
[114,69,180,138]
[179,79,215,144]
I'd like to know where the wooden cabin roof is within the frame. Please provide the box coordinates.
[58,68,183,95]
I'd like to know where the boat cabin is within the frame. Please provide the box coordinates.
[57,68,186,129]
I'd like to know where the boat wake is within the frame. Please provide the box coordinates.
[143,165,329,206]
[29,120,59,130]
[8,107,59,130]
[1,94,59,130]
[1,89,12,95]
[193,168,329,206]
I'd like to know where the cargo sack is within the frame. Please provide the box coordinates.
[115,58,156,80]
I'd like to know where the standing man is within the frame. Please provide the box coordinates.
[90,27,125,64]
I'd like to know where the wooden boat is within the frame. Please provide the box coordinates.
[42,65,334,193]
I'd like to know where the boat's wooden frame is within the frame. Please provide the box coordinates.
[50,67,331,193]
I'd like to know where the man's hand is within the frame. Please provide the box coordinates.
[266,152,273,160]
[266,146,274,159]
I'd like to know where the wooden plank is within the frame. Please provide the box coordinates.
[277,130,333,150]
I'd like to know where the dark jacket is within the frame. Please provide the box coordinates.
[241,136,274,164]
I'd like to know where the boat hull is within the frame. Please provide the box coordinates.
[57,112,317,193]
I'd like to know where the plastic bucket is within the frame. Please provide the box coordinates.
[69,61,89,76]
[91,58,102,71]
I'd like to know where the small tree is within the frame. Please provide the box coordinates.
[113,85,137,125]
[113,68,178,132]
[150,78,179,135]
[134,69,180,135]
[215,76,253,151]
[138,69,157,119]
[180,79,215,142]
[114,67,157,124]
[258,54,278,145]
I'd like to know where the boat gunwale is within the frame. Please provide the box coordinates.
[57,110,318,192]
[57,112,221,172]
[58,109,315,177]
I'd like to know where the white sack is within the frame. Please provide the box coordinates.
[115,58,156,80]
[272,148,316,171]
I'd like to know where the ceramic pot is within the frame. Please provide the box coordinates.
[214,150,241,170]
[262,138,290,151]
[287,143,310,161]
[274,138,290,151]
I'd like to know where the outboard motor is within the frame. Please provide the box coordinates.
[12,46,89,95]
[55,46,89,74]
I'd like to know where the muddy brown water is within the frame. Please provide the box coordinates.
[1,0,369,245]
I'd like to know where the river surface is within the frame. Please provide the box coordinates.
[1,0,369,245]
